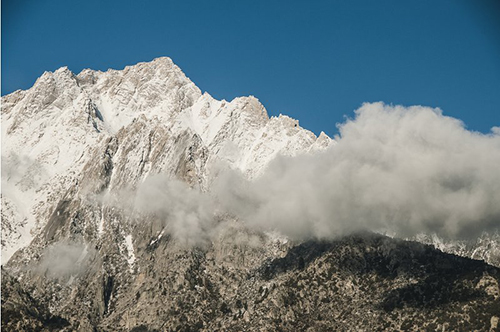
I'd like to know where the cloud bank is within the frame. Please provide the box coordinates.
[215,103,500,240]
[133,103,500,242]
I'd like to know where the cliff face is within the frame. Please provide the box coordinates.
[2,58,499,331]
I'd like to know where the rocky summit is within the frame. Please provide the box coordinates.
[2,58,500,331]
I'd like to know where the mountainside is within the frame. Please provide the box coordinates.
[2,57,500,331]
[1,57,330,263]
[3,232,500,331]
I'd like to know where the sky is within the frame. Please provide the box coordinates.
[2,0,499,137]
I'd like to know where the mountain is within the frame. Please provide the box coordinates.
[1,57,330,263]
[1,57,499,331]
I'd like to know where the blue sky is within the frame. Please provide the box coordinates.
[2,0,499,136]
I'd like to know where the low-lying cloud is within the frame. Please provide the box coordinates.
[37,242,94,278]
[134,176,219,245]
[216,103,500,240]
[132,103,500,242]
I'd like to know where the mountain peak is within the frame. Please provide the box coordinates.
[36,65,75,84]
[123,56,175,71]
[151,56,174,65]
[54,66,71,74]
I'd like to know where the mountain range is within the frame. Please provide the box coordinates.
[2,57,499,331]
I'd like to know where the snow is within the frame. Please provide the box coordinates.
[98,211,105,236]
[1,57,331,264]
[94,95,126,134]
[149,229,165,246]
[124,235,136,272]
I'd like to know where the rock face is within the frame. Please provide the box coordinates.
[1,57,500,331]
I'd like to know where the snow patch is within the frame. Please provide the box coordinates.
[98,211,105,236]
[149,229,165,246]
[124,234,136,272]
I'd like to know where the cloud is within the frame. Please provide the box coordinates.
[133,175,219,246]
[214,102,500,240]
[37,242,94,278]
[125,102,500,243]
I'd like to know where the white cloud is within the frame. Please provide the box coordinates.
[215,102,500,240]
[128,102,500,243]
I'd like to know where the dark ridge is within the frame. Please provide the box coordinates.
[257,232,495,281]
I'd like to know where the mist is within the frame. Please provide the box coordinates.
[36,242,94,278]
[133,103,500,242]
[133,176,220,246]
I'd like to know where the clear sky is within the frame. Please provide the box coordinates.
[2,0,499,137]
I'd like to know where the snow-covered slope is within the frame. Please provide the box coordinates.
[1,57,331,263]
[1,67,104,261]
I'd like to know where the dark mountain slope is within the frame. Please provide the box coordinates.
[3,233,500,331]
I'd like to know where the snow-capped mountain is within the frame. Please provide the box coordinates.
[1,57,331,264]
[2,58,499,331]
